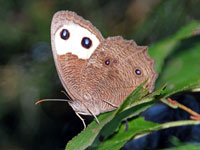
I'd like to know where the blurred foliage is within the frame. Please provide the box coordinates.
[162,137,200,150]
[1,0,200,150]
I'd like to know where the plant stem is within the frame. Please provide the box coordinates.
[160,98,200,121]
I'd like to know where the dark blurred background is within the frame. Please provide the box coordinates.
[1,0,200,149]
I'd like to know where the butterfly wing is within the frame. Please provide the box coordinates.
[80,37,157,113]
[51,11,104,101]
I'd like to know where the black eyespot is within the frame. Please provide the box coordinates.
[81,37,92,49]
[60,29,70,40]
[135,69,142,75]
[105,60,110,65]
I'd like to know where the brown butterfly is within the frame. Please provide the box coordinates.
[38,11,157,128]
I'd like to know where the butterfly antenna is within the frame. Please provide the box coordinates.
[61,90,73,101]
[35,99,71,105]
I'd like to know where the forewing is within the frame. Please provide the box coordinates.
[51,11,104,100]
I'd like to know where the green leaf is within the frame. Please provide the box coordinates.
[162,138,200,150]
[88,86,165,149]
[97,117,200,150]
[65,111,114,150]
[149,39,178,74]
[115,81,148,114]
[149,21,200,74]
[100,84,166,138]
[162,143,200,150]
[89,100,155,149]
[98,117,160,150]
[157,43,200,97]
[162,76,200,98]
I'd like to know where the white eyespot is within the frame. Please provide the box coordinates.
[54,23,100,59]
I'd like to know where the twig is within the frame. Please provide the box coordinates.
[160,98,200,121]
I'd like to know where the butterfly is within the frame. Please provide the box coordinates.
[37,11,157,129]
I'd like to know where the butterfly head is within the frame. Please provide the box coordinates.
[68,100,100,116]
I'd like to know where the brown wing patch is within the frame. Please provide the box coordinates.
[56,53,87,100]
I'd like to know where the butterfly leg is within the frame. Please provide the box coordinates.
[75,112,86,129]
[102,99,118,108]
[82,102,100,125]
[90,110,100,125]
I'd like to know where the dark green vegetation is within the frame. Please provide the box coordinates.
[1,0,200,150]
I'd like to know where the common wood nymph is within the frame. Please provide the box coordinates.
[50,11,157,128]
